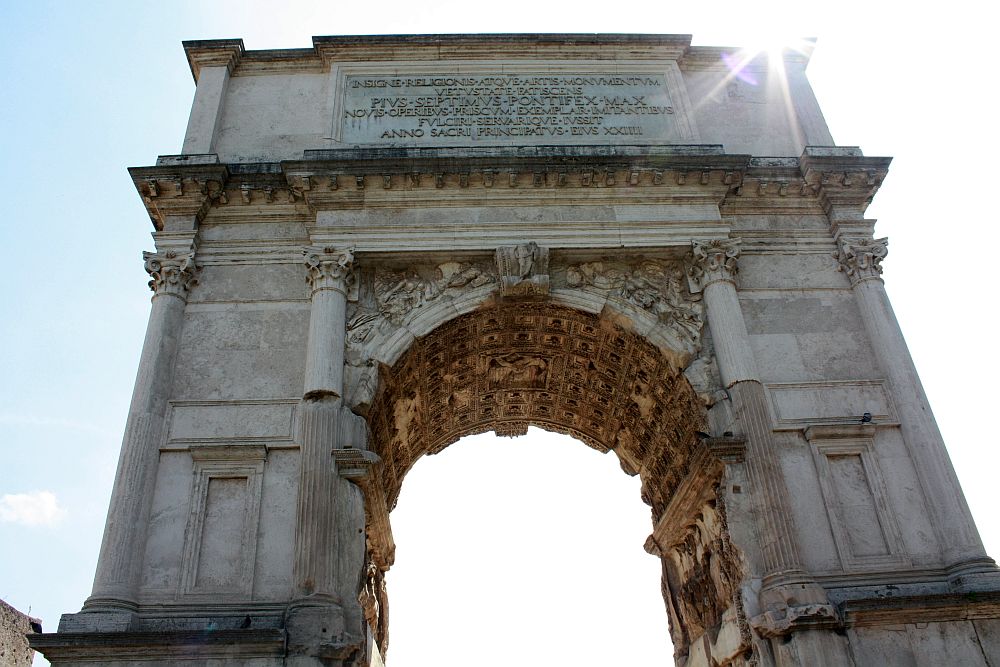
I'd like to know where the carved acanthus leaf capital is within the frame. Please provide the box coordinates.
[303,245,355,293]
[143,250,199,297]
[834,237,887,285]
[688,239,741,292]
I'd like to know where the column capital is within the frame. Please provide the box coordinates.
[303,246,355,294]
[688,239,741,293]
[834,236,888,286]
[143,250,199,298]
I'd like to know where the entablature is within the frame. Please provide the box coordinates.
[128,145,890,231]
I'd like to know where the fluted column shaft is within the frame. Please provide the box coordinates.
[691,240,811,586]
[836,237,986,566]
[88,251,198,609]
[293,246,354,601]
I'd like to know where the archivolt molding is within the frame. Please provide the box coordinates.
[344,249,707,402]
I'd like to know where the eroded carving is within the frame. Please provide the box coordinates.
[359,559,389,658]
[688,239,741,293]
[303,246,354,293]
[495,242,550,297]
[367,304,706,519]
[378,270,441,324]
[661,487,753,664]
[565,259,703,348]
[349,261,497,341]
[487,353,549,389]
[143,250,199,297]
[834,237,888,286]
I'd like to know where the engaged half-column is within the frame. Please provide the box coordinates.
[87,250,199,611]
[835,237,989,571]
[293,247,354,605]
[689,240,827,607]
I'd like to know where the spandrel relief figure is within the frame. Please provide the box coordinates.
[566,259,703,345]
[378,270,440,324]
[436,261,493,290]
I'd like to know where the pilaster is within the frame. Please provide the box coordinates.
[180,39,243,155]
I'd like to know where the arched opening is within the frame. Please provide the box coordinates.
[387,429,673,666]
[356,302,748,664]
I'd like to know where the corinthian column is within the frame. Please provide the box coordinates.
[689,240,828,611]
[87,250,198,611]
[288,246,355,650]
[835,237,988,570]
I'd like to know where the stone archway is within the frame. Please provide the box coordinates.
[355,302,752,664]
[37,33,1000,667]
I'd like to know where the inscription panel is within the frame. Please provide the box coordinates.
[340,69,690,146]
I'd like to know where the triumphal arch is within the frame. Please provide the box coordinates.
[33,34,1000,666]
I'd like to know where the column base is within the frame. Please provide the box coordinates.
[947,557,1000,592]
[286,596,364,663]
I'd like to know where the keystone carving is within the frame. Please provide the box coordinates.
[566,259,703,348]
[834,237,888,286]
[303,246,355,293]
[495,242,550,297]
[142,250,199,297]
[688,239,741,293]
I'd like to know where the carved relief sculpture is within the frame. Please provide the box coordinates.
[687,239,741,292]
[834,237,888,285]
[303,245,355,292]
[566,259,703,348]
[495,242,550,297]
[142,250,199,296]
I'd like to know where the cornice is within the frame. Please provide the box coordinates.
[182,39,245,82]
[179,35,698,79]
[128,164,230,231]
[179,34,821,81]
[679,41,815,71]
[128,145,890,229]
[312,33,694,64]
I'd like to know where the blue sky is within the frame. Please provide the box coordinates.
[1,2,997,665]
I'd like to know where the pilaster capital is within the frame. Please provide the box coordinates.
[834,236,887,286]
[303,245,355,294]
[142,250,199,298]
[688,239,741,293]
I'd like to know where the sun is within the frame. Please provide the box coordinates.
[720,35,817,85]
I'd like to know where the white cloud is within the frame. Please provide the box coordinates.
[0,491,67,526]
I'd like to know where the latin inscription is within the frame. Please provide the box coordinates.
[341,73,678,145]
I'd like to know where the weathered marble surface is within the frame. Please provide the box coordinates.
[32,33,1000,667]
